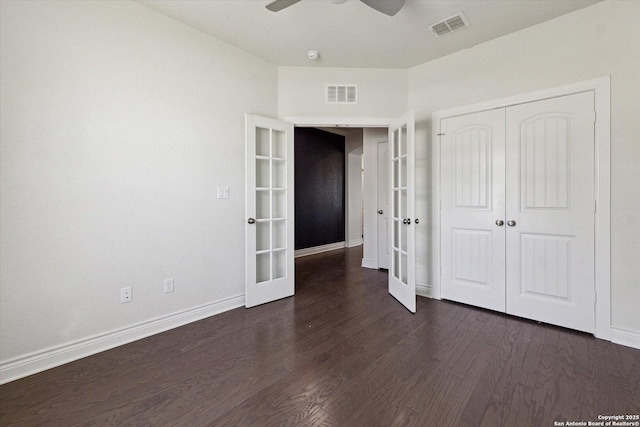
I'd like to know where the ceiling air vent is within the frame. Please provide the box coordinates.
[326,84,358,104]
[429,12,469,37]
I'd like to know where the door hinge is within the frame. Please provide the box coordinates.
[437,133,445,136]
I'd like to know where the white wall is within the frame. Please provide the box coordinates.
[408,0,640,334]
[278,67,407,119]
[0,0,278,377]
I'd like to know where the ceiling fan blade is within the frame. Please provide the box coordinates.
[360,0,406,16]
[265,0,302,12]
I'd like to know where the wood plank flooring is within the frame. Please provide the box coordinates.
[1,247,639,426]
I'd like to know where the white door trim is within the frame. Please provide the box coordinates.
[286,117,395,271]
[377,140,390,270]
[431,76,611,340]
[284,117,393,128]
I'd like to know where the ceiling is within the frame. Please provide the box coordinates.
[138,0,601,69]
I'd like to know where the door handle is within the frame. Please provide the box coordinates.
[495,219,504,226]
[378,210,384,215]
[415,218,419,224]
[248,218,256,224]
[507,220,516,227]
[403,218,412,225]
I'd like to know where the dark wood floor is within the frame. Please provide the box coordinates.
[1,247,639,426]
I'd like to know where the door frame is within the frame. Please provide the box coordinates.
[285,117,394,271]
[431,76,611,340]
[377,139,390,270]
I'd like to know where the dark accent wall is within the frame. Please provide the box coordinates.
[294,128,345,250]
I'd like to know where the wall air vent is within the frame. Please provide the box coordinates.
[429,12,470,37]
[326,84,358,104]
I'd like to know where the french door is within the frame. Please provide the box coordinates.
[245,114,295,308]
[388,111,416,313]
[245,112,417,314]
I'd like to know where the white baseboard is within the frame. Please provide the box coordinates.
[346,238,363,248]
[295,242,345,258]
[361,257,377,269]
[416,283,434,298]
[610,327,640,350]
[0,294,245,385]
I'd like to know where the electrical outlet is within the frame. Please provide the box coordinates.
[120,286,132,303]
[164,278,175,294]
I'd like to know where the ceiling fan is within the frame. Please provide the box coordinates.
[266,0,406,17]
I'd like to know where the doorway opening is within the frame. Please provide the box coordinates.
[246,113,417,313]
[291,125,390,274]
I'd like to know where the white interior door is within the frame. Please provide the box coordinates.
[505,92,596,333]
[377,141,389,269]
[245,114,295,308]
[388,111,416,313]
[440,109,507,312]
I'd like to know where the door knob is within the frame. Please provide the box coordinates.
[415,218,419,224]
[402,218,412,225]
[495,219,504,226]
[248,218,256,224]
[378,210,384,215]
[507,220,516,227]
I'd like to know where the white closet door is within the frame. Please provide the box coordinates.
[245,114,295,308]
[440,109,507,312]
[505,92,596,333]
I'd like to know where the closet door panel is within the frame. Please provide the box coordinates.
[440,109,506,312]
[505,91,596,333]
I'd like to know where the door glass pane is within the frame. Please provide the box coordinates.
[401,252,408,283]
[273,250,286,279]
[393,129,400,158]
[256,253,271,283]
[272,190,286,219]
[393,249,400,280]
[272,159,286,189]
[256,221,270,252]
[273,220,286,249]
[390,190,400,218]
[393,220,400,249]
[256,159,270,188]
[256,127,270,157]
[400,189,407,218]
[400,157,407,187]
[401,220,407,252]
[256,190,270,219]
[393,159,400,187]
[400,125,407,156]
[273,130,286,159]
